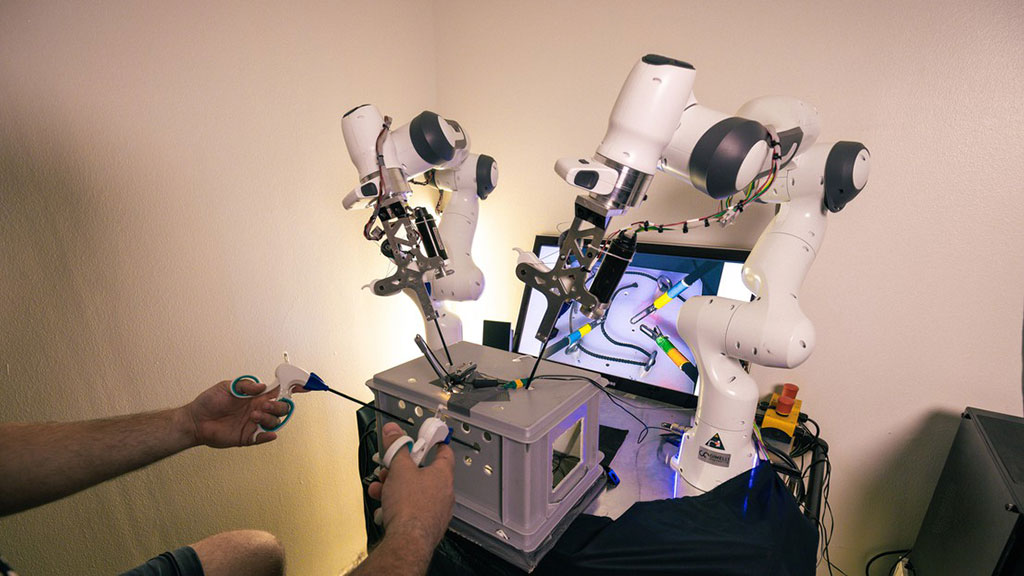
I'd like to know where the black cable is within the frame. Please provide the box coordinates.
[887,552,911,576]
[623,270,659,282]
[601,282,653,358]
[598,321,652,360]
[432,316,454,366]
[820,452,832,568]
[784,417,837,574]
[565,282,652,367]
[829,555,850,576]
[578,341,647,367]
[791,424,818,459]
[805,417,821,439]
[764,441,799,471]
[820,448,848,576]
[865,550,911,576]
[533,374,651,443]
[824,499,845,575]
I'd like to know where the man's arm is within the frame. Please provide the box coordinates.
[0,378,290,516]
[351,422,455,576]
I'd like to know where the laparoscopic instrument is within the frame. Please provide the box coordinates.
[542,318,602,359]
[638,324,699,384]
[629,260,718,325]
[231,356,478,453]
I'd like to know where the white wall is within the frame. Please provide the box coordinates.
[0,2,438,574]
[2,1,1023,574]
[434,0,1024,572]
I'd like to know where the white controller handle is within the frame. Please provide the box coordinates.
[374,416,451,526]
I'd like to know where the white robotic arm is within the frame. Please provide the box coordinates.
[517,56,698,339]
[517,55,784,342]
[515,54,870,494]
[342,105,497,349]
[675,139,869,494]
[343,106,472,209]
[423,151,498,347]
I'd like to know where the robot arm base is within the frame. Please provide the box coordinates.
[675,353,759,495]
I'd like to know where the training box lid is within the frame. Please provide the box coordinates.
[368,341,604,443]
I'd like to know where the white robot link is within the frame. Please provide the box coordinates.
[342,104,498,350]
[515,55,870,495]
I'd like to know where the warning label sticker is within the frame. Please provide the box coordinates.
[698,447,731,468]
[705,433,725,450]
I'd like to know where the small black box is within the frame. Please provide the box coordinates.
[481,320,512,351]
[910,407,1024,574]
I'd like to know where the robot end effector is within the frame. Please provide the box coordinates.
[515,56,700,339]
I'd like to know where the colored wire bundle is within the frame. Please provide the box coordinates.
[599,144,781,249]
[363,117,393,241]
[531,375,652,443]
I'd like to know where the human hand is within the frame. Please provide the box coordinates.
[368,422,455,549]
[178,379,295,448]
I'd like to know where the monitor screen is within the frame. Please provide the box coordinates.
[513,236,753,407]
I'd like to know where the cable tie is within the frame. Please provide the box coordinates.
[682,222,688,233]
[704,219,710,228]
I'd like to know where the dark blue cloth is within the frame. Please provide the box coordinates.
[431,461,818,576]
[0,554,15,576]
[120,546,204,576]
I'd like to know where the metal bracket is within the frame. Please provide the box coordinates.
[515,196,610,340]
[372,197,452,321]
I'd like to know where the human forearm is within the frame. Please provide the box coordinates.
[349,527,437,576]
[0,407,196,516]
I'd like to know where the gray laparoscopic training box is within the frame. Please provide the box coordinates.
[367,341,606,572]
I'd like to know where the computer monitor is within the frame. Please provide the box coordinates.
[513,235,753,408]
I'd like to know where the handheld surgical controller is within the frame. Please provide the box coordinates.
[230,360,320,443]
[342,105,497,350]
[515,54,870,494]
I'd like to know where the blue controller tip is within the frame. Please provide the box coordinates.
[304,372,329,391]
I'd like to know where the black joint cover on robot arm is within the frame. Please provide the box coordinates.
[642,54,695,70]
[824,141,868,213]
[573,198,611,230]
[689,118,771,200]
[476,154,497,199]
[378,202,408,221]
[343,103,371,118]
[410,111,456,165]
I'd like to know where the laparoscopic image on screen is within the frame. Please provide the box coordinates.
[517,244,753,397]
